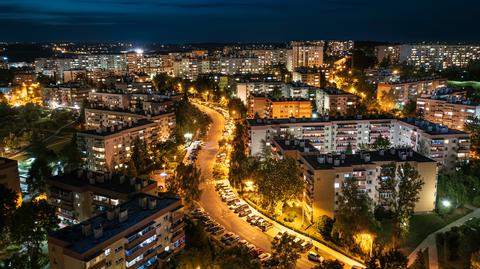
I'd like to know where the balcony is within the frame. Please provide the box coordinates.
[125,228,156,250]
[126,239,158,262]
[170,220,185,233]
[171,230,185,243]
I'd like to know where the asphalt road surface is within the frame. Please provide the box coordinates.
[195,103,364,269]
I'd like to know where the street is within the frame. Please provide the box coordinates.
[195,103,364,269]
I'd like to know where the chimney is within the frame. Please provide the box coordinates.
[81,223,92,237]
[96,174,105,183]
[93,225,103,239]
[389,148,396,155]
[119,209,128,223]
[333,159,340,166]
[107,209,115,220]
[364,153,371,163]
[340,152,346,160]
[148,198,157,210]
[400,153,407,161]
[327,155,333,164]
[408,149,413,157]
[304,147,309,152]
[110,126,115,133]
[300,141,305,147]
[285,140,291,146]
[139,196,147,209]
[379,149,385,156]
[294,140,299,145]
[317,156,325,164]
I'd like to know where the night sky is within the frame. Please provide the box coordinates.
[0,0,479,43]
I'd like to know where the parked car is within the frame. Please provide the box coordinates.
[238,208,252,217]
[300,241,313,252]
[307,252,324,263]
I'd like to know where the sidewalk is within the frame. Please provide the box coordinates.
[407,207,480,269]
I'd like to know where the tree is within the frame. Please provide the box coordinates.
[130,137,149,175]
[317,215,335,239]
[378,162,424,248]
[0,186,18,257]
[465,116,480,150]
[256,156,304,214]
[6,200,58,269]
[26,157,52,195]
[270,86,284,99]
[402,100,418,118]
[333,178,377,243]
[372,135,391,150]
[313,259,343,269]
[271,233,301,269]
[170,163,202,207]
[216,246,262,269]
[59,134,83,170]
[366,247,408,269]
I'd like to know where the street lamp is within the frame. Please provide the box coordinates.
[442,199,451,208]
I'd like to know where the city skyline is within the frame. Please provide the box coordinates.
[1,0,479,43]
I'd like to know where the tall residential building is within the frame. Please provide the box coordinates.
[248,116,470,170]
[46,169,157,224]
[325,40,354,57]
[376,77,447,108]
[0,157,21,195]
[417,96,480,131]
[273,140,437,220]
[48,194,185,269]
[376,44,480,70]
[291,41,324,69]
[127,51,145,74]
[77,119,173,172]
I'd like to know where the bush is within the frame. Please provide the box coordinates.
[473,196,480,207]
[317,215,335,239]
[283,211,296,222]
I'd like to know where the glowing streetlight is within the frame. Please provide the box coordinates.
[442,199,451,208]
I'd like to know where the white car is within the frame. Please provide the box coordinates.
[307,252,324,263]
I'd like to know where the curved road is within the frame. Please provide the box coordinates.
[195,103,364,269]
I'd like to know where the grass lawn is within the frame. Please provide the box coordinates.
[378,207,472,254]
[448,80,480,90]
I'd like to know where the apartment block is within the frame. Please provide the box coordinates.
[248,116,470,170]
[272,140,437,220]
[292,68,322,87]
[291,41,324,69]
[48,194,185,269]
[376,77,447,108]
[376,44,480,70]
[417,96,480,131]
[316,88,357,116]
[88,92,131,110]
[248,94,312,119]
[0,157,21,195]
[77,119,173,172]
[44,83,90,108]
[235,79,284,104]
[46,169,157,224]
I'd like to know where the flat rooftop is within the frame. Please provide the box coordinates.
[46,169,156,195]
[321,87,354,96]
[401,118,468,135]
[381,76,446,85]
[273,139,318,153]
[78,118,155,136]
[302,148,434,170]
[49,194,181,256]
[0,157,17,168]
[247,114,394,126]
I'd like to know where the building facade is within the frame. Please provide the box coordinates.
[272,140,437,221]
[48,194,184,269]
[77,119,173,172]
[248,117,470,170]
[291,41,324,69]
[46,169,157,224]
[376,77,447,108]
[417,96,480,131]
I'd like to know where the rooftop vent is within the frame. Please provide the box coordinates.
[119,209,128,223]
[81,223,92,237]
[93,225,103,239]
